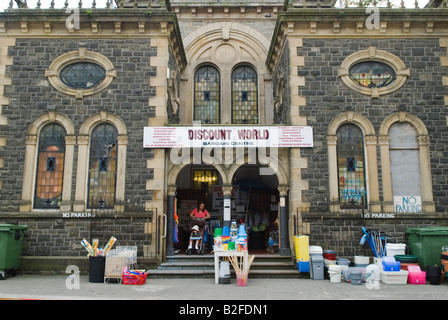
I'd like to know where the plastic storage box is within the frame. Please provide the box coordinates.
[407,265,426,284]
[382,260,401,271]
[380,270,409,284]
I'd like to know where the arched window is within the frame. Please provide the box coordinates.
[389,122,422,204]
[336,124,367,208]
[34,123,66,209]
[87,123,118,209]
[194,66,220,124]
[379,112,434,213]
[232,66,258,124]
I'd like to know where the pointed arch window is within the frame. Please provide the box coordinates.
[34,123,66,209]
[337,124,367,208]
[87,123,118,209]
[194,66,220,124]
[232,66,258,124]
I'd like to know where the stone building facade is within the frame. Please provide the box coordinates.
[0,0,447,272]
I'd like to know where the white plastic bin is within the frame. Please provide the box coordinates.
[386,243,406,257]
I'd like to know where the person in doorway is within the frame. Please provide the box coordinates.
[188,202,211,251]
[266,218,279,254]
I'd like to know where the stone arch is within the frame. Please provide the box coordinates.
[327,111,376,136]
[79,110,127,136]
[379,111,428,136]
[166,148,288,188]
[226,151,289,187]
[167,161,228,187]
[27,111,75,136]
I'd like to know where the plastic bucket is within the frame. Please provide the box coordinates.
[89,256,105,283]
[236,273,248,287]
[354,255,370,266]
[328,265,342,283]
[426,265,442,285]
[350,270,363,285]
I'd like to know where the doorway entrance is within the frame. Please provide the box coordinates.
[172,164,279,255]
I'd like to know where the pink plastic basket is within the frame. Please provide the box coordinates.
[122,273,147,285]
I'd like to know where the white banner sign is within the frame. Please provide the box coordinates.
[143,126,313,148]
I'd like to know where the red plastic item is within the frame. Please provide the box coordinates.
[122,273,147,285]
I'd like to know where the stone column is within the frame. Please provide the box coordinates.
[326,135,340,212]
[222,185,233,229]
[60,134,76,212]
[365,135,381,212]
[114,135,128,212]
[73,135,89,211]
[20,135,37,211]
[378,135,394,212]
[278,185,291,256]
[418,135,435,212]
[166,185,177,256]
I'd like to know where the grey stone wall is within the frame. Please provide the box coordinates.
[298,38,448,213]
[1,38,158,211]
[303,213,448,258]
[0,214,152,257]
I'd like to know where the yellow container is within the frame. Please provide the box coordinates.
[294,235,309,262]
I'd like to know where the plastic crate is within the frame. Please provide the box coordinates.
[122,273,147,285]
[380,270,409,285]
[408,271,426,285]
[382,261,401,271]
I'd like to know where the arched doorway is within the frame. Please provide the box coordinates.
[165,151,290,256]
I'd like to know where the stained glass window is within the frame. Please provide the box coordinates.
[87,123,118,209]
[60,62,106,89]
[232,66,258,124]
[337,124,367,208]
[194,66,220,124]
[34,123,66,209]
[349,61,396,88]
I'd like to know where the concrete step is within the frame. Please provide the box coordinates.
[157,261,297,270]
[146,253,305,279]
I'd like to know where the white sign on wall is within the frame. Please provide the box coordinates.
[394,196,422,213]
[143,126,313,148]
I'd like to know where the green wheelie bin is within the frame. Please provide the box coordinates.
[406,226,448,269]
[0,224,27,280]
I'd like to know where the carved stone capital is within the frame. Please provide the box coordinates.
[326,135,338,146]
[417,135,430,146]
[365,135,378,145]
[25,135,37,145]
[167,185,177,196]
[77,135,89,145]
[221,185,233,197]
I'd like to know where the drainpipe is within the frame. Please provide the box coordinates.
[278,185,291,256]
[166,185,177,256]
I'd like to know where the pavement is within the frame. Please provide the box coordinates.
[0,274,447,302]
